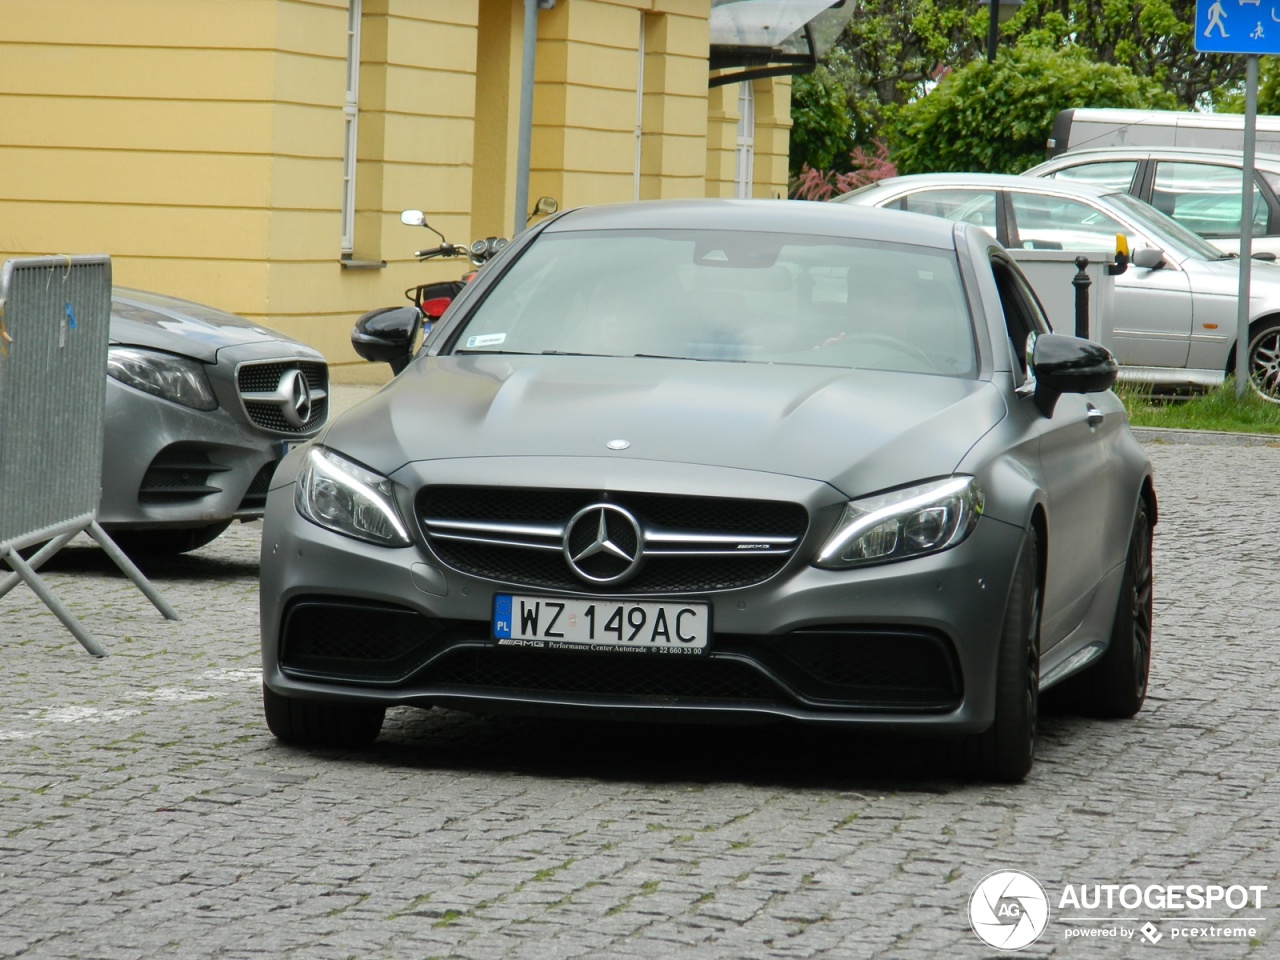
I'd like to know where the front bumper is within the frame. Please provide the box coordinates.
[99,378,289,530]
[259,460,1025,735]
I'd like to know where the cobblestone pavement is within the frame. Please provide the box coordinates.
[2,431,1278,960]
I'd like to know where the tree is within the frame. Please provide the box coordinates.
[1012,0,1243,108]
[888,45,1176,175]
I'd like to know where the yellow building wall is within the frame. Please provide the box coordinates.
[0,0,794,384]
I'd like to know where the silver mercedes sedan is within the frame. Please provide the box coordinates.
[259,199,1155,782]
[104,288,328,555]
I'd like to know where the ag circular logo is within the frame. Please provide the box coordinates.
[969,869,1050,951]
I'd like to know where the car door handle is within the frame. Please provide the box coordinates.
[1086,403,1104,428]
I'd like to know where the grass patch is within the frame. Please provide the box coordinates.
[1117,379,1280,434]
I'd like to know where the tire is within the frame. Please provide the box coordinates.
[262,684,385,747]
[1057,500,1153,719]
[1247,319,1280,402]
[963,526,1041,783]
[108,521,233,557]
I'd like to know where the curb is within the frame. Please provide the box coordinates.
[1131,426,1280,447]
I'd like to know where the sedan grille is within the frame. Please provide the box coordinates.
[418,486,808,594]
[237,360,329,434]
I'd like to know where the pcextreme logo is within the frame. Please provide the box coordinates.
[969,870,1051,950]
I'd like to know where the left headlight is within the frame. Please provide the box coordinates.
[106,346,218,410]
[815,476,983,569]
[294,446,411,547]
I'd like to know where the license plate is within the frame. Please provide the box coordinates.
[493,594,710,655]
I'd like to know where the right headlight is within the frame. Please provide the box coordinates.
[815,476,983,569]
[106,346,217,410]
[294,446,411,547]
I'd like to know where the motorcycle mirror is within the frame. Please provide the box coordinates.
[529,196,559,220]
[401,210,427,227]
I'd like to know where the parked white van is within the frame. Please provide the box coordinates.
[1046,108,1280,158]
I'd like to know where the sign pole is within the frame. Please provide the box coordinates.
[1236,54,1258,397]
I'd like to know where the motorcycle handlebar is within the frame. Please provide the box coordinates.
[415,244,466,260]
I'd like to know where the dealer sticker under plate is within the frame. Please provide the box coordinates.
[493,594,710,655]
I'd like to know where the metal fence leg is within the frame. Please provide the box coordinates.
[1,546,108,657]
[85,522,181,622]
[0,530,79,600]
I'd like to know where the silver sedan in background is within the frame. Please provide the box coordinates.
[104,288,328,555]
[258,199,1155,782]
[835,173,1280,399]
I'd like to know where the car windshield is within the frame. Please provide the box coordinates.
[448,228,977,378]
[1108,192,1230,261]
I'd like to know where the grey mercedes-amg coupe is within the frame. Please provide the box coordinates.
[259,199,1155,782]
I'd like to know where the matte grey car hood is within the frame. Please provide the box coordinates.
[326,356,1007,495]
[110,287,299,363]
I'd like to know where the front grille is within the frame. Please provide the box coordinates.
[419,486,808,594]
[430,647,780,701]
[237,360,329,434]
[278,598,961,711]
[138,443,228,504]
[236,460,278,512]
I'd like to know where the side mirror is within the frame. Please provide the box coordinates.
[1253,251,1277,262]
[351,305,422,375]
[400,209,427,227]
[1131,248,1166,270]
[1031,333,1118,417]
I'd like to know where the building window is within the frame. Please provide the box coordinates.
[735,81,755,199]
[341,0,362,255]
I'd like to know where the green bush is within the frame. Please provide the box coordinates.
[888,45,1177,175]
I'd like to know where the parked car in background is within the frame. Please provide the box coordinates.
[1024,146,1280,257]
[259,198,1155,782]
[835,173,1280,399]
[104,288,328,555]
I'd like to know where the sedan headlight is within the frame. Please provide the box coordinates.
[294,446,411,546]
[815,476,983,569]
[106,346,218,410]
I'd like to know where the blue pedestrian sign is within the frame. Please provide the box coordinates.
[1197,0,1280,54]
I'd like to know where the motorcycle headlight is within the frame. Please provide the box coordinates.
[815,476,983,569]
[106,346,217,410]
[294,447,411,546]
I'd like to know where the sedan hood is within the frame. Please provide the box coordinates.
[110,287,303,363]
[325,356,1007,496]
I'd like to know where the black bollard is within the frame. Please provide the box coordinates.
[1072,256,1091,339]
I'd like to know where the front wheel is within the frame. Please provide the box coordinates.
[262,684,385,747]
[1246,320,1280,401]
[962,526,1041,783]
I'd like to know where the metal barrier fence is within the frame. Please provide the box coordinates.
[0,255,177,656]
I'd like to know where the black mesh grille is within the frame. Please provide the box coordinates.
[420,486,808,594]
[280,599,464,681]
[429,647,781,701]
[236,460,278,511]
[277,599,960,711]
[139,443,228,504]
[237,360,328,434]
[742,628,962,705]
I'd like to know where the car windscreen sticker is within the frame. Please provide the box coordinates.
[466,333,507,348]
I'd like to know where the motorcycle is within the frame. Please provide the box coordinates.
[351,198,559,374]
